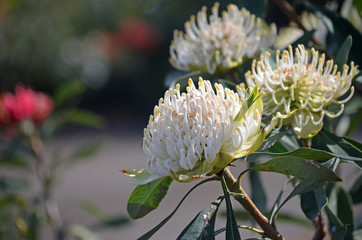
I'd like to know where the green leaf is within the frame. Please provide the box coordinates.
[300,188,327,221]
[28,212,38,240]
[54,80,85,107]
[258,129,289,152]
[238,0,266,18]
[353,0,362,18]
[176,196,224,240]
[216,79,237,92]
[269,178,294,225]
[254,147,362,162]
[272,179,326,226]
[0,177,30,194]
[69,141,103,163]
[65,109,105,128]
[291,30,316,49]
[221,175,241,240]
[298,1,362,65]
[127,176,173,219]
[335,36,353,72]
[79,201,107,221]
[332,226,348,240]
[326,183,354,239]
[342,137,362,152]
[271,158,340,222]
[140,0,167,15]
[350,173,362,204]
[325,206,344,230]
[249,161,267,214]
[312,130,362,166]
[254,147,332,160]
[137,178,217,240]
[91,216,130,229]
[249,157,341,181]
[166,71,209,90]
[267,142,289,153]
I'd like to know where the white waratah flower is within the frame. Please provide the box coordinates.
[246,44,357,139]
[122,78,281,184]
[169,2,276,74]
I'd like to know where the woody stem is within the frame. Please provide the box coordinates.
[222,168,285,240]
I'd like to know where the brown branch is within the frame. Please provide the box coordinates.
[312,214,326,240]
[222,168,285,240]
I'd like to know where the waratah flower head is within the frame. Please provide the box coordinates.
[246,44,357,139]
[169,2,276,74]
[0,84,54,126]
[122,78,282,184]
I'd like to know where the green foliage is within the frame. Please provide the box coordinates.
[326,183,354,239]
[290,30,316,49]
[350,173,362,204]
[300,188,327,221]
[79,201,129,230]
[54,80,86,107]
[335,36,353,72]
[247,157,341,181]
[298,1,362,65]
[176,197,224,240]
[237,0,267,18]
[63,109,105,128]
[1,0,362,239]
[127,176,173,219]
[332,226,348,240]
[249,162,267,214]
[220,175,241,240]
[137,178,217,240]
[313,130,362,167]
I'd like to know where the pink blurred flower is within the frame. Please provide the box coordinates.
[118,18,162,51]
[96,17,163,59]
[0,84,54,126]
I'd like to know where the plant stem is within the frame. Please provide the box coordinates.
[30,134,64,240]
[238,225,265,235]
[312,213,326,240]
[222,168,285,240]
[214,225,265,236]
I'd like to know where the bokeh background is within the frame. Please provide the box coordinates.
[0,0,361,239]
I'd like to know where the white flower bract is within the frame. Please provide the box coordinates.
[123,78,270,184]
[246,44,357,138]
[169,2,276,74]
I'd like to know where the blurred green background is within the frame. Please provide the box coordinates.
[0,0,361,117]
[0,0,232,116]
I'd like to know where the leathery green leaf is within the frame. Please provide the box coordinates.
[331,226,348,240]
[335,36,352,72]
[127,176,173,219]
[249,157,341,181]
[177,196,224,240]
[221,175,241,240]
[270,159,339,225]
[350,173,362,204]
[137,178,217,240]
[254,147,362,162]
[326,183,354,239]
[300,188,327,221]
